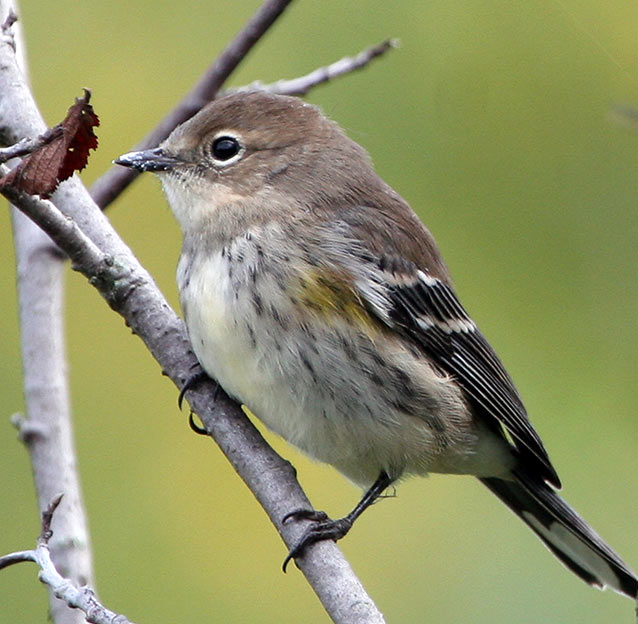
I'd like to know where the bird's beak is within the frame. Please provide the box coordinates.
[114,147,183,172]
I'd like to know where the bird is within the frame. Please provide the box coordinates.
[115,90,638,599]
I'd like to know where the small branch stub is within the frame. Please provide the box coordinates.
[40,494,64,542]
[0,495,136,624]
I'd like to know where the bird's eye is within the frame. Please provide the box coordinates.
[211,136,241,161]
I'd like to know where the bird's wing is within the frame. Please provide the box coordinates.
[353,252,560,488]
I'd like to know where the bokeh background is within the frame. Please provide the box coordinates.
[2,1,638,622]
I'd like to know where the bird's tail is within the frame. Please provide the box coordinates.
[480,470,638,598]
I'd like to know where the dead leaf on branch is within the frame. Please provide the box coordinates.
[0,89,99,198]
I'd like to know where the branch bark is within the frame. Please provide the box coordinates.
[1,4,95,624]
[1,3,387,623]
[0,496,136,624]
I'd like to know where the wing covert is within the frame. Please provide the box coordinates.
[357,256,561,488]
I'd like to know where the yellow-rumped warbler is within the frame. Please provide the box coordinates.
[116,91,637,599]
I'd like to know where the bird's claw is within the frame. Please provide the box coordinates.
[281,510,353,572]
[177,369,211,410]
[282,508,328,525]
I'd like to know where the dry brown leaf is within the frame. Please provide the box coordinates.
[0,89,99,198]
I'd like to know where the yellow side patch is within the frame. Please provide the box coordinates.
[293,268,377,335]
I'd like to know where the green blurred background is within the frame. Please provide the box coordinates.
[2,1,638,622]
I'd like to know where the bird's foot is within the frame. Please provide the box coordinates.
[281,509,353,572]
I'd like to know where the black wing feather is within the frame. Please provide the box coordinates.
[372,262,560,487]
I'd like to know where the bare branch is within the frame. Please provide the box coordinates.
[247,39,399,96]
[0,126,63,164]
[2,180,109,270]
[0,164,105,268]
[38,552,135,624]
[0,497,136,624]
[89,0,294,209]
[0,3,96,624]
[0,550,36,570]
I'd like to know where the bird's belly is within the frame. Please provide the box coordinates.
[178,249,512,486]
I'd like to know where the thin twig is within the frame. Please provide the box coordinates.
[0,126,63,164]
[245,39,399,96]
[0,550,36,570]
[0,497,136,624]
[89,0,294,209]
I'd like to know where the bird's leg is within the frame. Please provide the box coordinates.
[281,471,393,571]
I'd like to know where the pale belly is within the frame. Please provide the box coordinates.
[177,245,513,486]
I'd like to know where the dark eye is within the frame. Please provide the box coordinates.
[211,136,241,161]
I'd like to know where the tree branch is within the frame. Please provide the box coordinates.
[0,6,385,623]
[1,3,95,624]
[245,38,399,96]
[0,496,136,624]
[0,126,63,164]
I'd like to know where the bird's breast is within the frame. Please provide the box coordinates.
[176,230,511,486]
